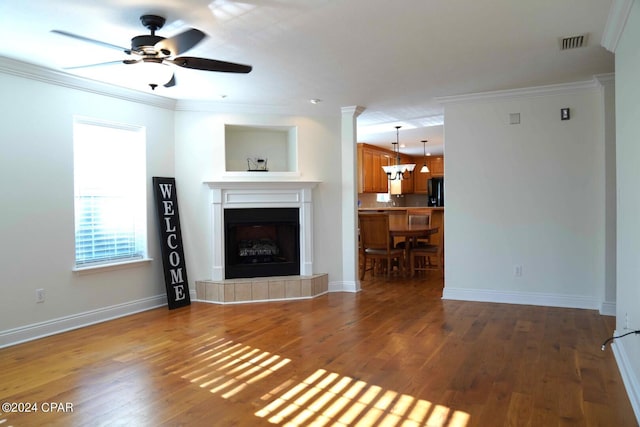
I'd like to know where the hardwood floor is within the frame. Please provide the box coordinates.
[1,273,636,426]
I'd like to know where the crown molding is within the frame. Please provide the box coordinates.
[601,0,635,53]
[436,79,602,105]
[174,99,338,118]
[0,56,337,117]
[341,105,366,117]
[594,73,616,86]
[175,99,290,114]
[0,56,177,110]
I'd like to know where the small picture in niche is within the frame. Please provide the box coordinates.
[247,157,268,171]
[561,108,570,120]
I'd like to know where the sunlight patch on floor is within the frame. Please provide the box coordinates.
[255,368,470,427]
[167,337,291,400]
[164,335,468,426]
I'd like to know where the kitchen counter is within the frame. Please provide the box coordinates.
[358,207,444,246]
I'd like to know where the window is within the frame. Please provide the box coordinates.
[73,118,147,268]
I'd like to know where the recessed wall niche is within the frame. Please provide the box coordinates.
[225,125,298,172]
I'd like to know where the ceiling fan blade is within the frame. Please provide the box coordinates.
[51,30,130,53]
[164,74,176,88]
[63,59,135,70]
[171,57,252,73]
[155,28,206,56]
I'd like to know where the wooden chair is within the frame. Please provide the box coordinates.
[407,208,432,245]
[358,213,405,279]
[407,208,431,227]
[429,209,444,249]
[410,231,443,276]
[410,209,444,276]
[396,208,431,249]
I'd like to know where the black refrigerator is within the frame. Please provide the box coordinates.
[428,177,444,207]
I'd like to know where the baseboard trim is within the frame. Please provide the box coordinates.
[612,330,640,424]
[442,287,600,310]
[329,280,360,293]
[600,301,617,316]
[0,294,167,348]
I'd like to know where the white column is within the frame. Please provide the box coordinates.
[210,188,224,281]
[595,73,616,315]
[341,105,365,292]
[300,187,314,275]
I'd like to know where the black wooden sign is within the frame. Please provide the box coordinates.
[152,177,191,309]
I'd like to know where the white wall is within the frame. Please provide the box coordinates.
[0,71,175,344]
[442,84,608,309]
[613,0,640,417]
[173,108,344,288]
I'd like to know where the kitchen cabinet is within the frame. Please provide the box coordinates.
[399,154,414,194]
[358,144,440,194]
[358,144,392,193]
[372,149,391,193]
[414,171,429,193]
[428,155,444,176]
[360,148,374,192]
[413,155,444,193]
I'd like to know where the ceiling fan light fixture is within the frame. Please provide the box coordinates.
[53,14,252,90]
[135,60,174,90]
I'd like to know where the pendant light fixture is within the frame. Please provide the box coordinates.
[381,126,416,181]
[420,140,430,173]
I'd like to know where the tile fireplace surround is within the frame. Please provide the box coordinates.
[197,176,327,304]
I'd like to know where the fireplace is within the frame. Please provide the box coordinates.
[224,208,300,279]
[205,179,319,282]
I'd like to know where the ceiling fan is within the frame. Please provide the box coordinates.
[52,14,252,90]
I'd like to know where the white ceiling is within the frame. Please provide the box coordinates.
[0,0,614,156]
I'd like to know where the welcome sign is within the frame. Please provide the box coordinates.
[152,177,191,309]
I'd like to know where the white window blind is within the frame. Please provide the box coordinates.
[73,118,147,267]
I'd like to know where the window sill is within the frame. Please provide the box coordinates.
[72,258,153,275]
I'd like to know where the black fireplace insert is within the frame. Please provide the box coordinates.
[224,208,300,279]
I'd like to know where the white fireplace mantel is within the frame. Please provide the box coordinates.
[204,178,320,281]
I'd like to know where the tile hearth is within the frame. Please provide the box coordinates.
[195,274,328,304]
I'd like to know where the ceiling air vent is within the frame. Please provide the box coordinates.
[560,34,588,50]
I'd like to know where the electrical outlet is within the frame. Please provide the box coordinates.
[514,265,523,277]
[36,288,45,303]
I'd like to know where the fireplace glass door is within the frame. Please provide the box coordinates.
[224,208,300,279]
